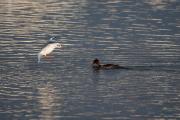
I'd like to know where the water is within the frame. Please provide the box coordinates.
[0,0,180,120]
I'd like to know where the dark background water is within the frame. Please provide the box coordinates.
[0,0,180,120]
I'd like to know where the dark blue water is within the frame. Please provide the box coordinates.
[0,0,180,120]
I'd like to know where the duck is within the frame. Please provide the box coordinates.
[92,58,128,70]
[38,37,62,63]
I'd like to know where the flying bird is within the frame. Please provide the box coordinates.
[38,37,62,63]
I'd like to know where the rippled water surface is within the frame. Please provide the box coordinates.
[0,0,180,120]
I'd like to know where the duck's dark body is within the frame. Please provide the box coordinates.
[92,58,129,70]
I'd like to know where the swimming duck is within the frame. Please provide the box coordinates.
[92,58,128,70]
[38,37,62,63]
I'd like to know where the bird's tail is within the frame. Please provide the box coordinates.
[38,54,41,63]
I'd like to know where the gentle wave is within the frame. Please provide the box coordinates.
[0,0,180,120]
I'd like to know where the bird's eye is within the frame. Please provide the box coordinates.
[57,44,61,47]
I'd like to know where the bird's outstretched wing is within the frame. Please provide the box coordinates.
[48,37,56,43]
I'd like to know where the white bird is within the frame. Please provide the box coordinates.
[38,37,62,63]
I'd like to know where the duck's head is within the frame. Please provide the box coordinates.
[92,58,101,69]
[93,58,100,65]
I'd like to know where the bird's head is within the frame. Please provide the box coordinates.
[56,43,62,48]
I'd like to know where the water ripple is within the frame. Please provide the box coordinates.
[0,0,180,120]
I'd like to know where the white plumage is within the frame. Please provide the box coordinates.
[38,39,62,63]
